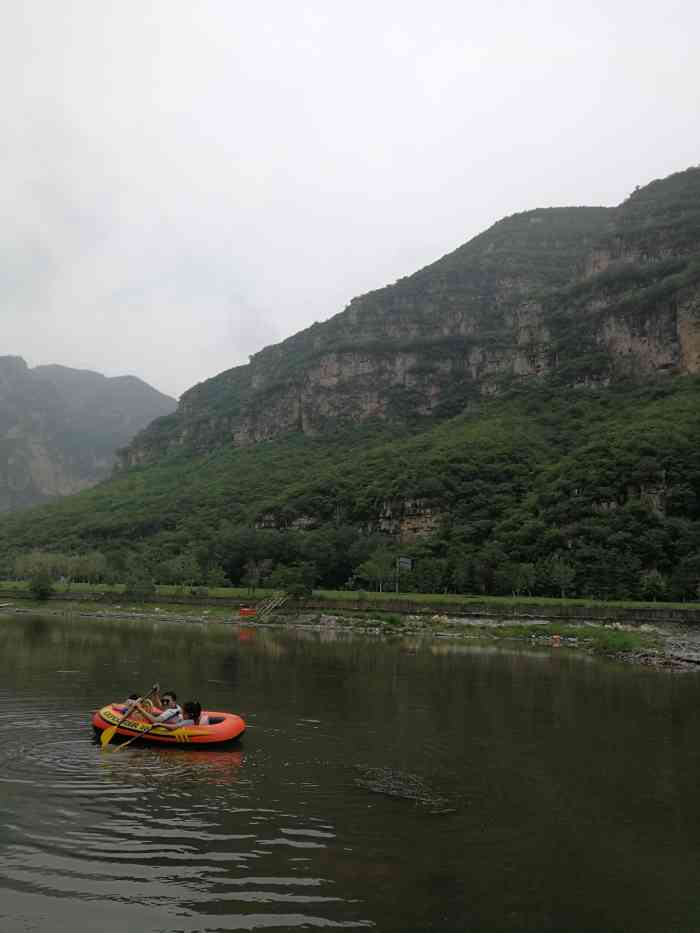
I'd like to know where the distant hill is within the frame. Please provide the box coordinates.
[0,357,176,511]
[121,166,700,464]
[1,166,700,602]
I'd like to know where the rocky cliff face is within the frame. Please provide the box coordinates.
[0,358,176,511]
[121,166,700,466]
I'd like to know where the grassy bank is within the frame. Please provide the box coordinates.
[0,589,666,659]
[0,580,693,663]
[1,579,699,612]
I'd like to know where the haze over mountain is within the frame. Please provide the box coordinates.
[0,357,176,511]
[2,166,700,602]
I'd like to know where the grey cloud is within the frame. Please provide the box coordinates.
[2,0,699,397]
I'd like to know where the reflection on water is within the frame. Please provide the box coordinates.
[3,613,700,931]
[98,744,245,786]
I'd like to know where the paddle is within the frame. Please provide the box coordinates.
[114,722,184,751]
[100,684,159,748]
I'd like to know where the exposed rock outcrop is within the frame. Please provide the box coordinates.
[120,167,700,467]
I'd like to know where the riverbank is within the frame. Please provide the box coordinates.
[4,581,700,623]
[3,595,700,672]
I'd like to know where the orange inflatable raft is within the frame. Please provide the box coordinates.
[92,703,246,747]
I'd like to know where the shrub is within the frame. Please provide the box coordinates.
[29,570,53,601]
[378,613,403,626]
[124,574,156,601]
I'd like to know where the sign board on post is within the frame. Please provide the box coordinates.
[395,556,413,593]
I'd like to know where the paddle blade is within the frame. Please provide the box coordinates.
[100,726,117,747]
[114,723,157,751]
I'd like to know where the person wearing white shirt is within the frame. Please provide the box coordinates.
[134,690,182,724]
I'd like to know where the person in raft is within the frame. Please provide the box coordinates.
[137,699,203,730]
[133,690,182,725]
[115,684,160,714]
[171,701,203,729]
[114,693,140,714]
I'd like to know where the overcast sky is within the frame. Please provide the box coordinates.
[2,1,698,398]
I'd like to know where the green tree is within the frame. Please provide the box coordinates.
[124,570,156,601]
[156,553,202,586]
[640,569,667,601]
[242,558,273,593]
[15,550,72,581]
[353,550,395,592]
[29,569,53,600]
[450,556,479,595]
[670,553,700,600]
[412,557,448,593]
[542,557,576,598]
[267,561,318,592]
[71,551,109,583]
[513,562,537,596]
[206,564,229,587]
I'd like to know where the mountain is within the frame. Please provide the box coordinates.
[0,357,176,511]
[121,166,700,465]
[1,166,700,601]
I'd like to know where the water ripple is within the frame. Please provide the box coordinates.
[0,692,371,932]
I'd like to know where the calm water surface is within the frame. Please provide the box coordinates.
[2,613,700,932]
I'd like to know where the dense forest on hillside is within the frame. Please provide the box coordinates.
[2,375,700,602]
[3,166,700,601]
[129,205,615,455]
[118,168,700,463]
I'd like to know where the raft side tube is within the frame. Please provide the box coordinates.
[92,704,246,746]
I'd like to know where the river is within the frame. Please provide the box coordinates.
[2,612,700,932]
